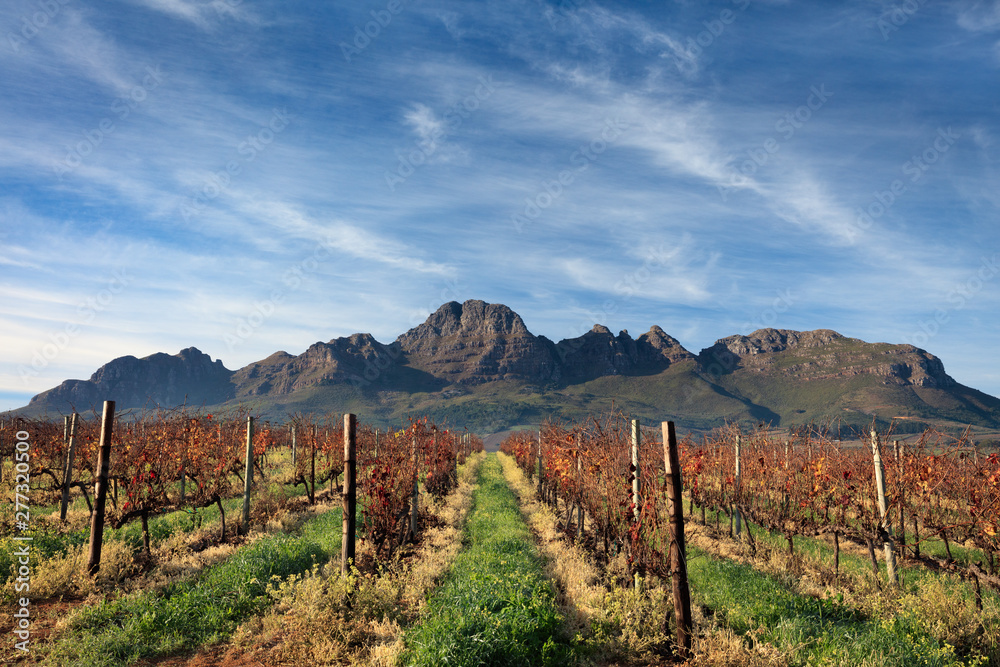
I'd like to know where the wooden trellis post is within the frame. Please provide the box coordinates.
[342,414,357,574]
[87,401,115,576]
[241,416,254,533]
[662,421,692,660]
[60,412,79,521]
[871,430,898,584]
[310,425,317,504]
[536,429,543,495]
[432,427,439,484]
[734,433,742,538]
[576,433,584,534]
[894,440,906,555]
[631,418,642,590]
[180,456,186,503]
[409,432,419,541]
[631,419,641,523]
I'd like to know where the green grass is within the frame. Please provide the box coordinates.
[0,488,287,590]
[1,449,310,590]
[41,506,343,667]
[696,501,996,600]
[687,504,996,665]
[688,546,986,666]
[402,454,574,666]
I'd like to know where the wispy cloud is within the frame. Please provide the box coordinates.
[0,0,998,408]
[402,103,466,164]
[954,0,1000,32]
[125,0,255,29]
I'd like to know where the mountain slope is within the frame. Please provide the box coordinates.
[396,300,557,384]
[697,329,999,430]
[14,302,1000,432]
[27,347,235,413]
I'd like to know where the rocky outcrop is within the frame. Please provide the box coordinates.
[20,305,981,425]
[696,328,956,387]
[28,347,234,412]
[556,324,695,381]
[395,300,558,384]
[232,334,401,395]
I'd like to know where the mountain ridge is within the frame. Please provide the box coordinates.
[15,300,1000,433]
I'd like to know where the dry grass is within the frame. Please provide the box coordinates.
[401,453,483,612]
[685,512,1000,666]
[12,492,332,607]
[4,539,141,601]
[898,577,1000,665]
[497,452,676,665]
[142,498,330,592]
[225,452,486,667]
[688,618,789,667]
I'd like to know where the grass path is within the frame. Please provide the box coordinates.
[683,505,999,664]
[2,453,313,595]
[402,454,575,666]
[491,456,995,666]
[36,505,343,667]
[686,546,989,666]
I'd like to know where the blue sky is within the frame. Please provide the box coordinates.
[2,0,999,411]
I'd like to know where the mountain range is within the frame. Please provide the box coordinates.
[14,300,1000,434]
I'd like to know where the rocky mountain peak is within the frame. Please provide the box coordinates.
[18,304,992,431]
[697,328,957,388]
[711,328,847,358]
[233,333,400,397]
[555,321,694,381]
[29,347,235,411]
[637,326,694,364]
[396,300,530,346]
[395,300,555,384]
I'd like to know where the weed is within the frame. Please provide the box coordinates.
[402,455,575,666]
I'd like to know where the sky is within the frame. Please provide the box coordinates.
[1,0,999,412]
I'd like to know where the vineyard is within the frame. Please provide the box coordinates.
[0,404,483,666]
[502,417,1000,590]
[0,406,479,554]
[499,415,1000,665]
[2,405,1000,666]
